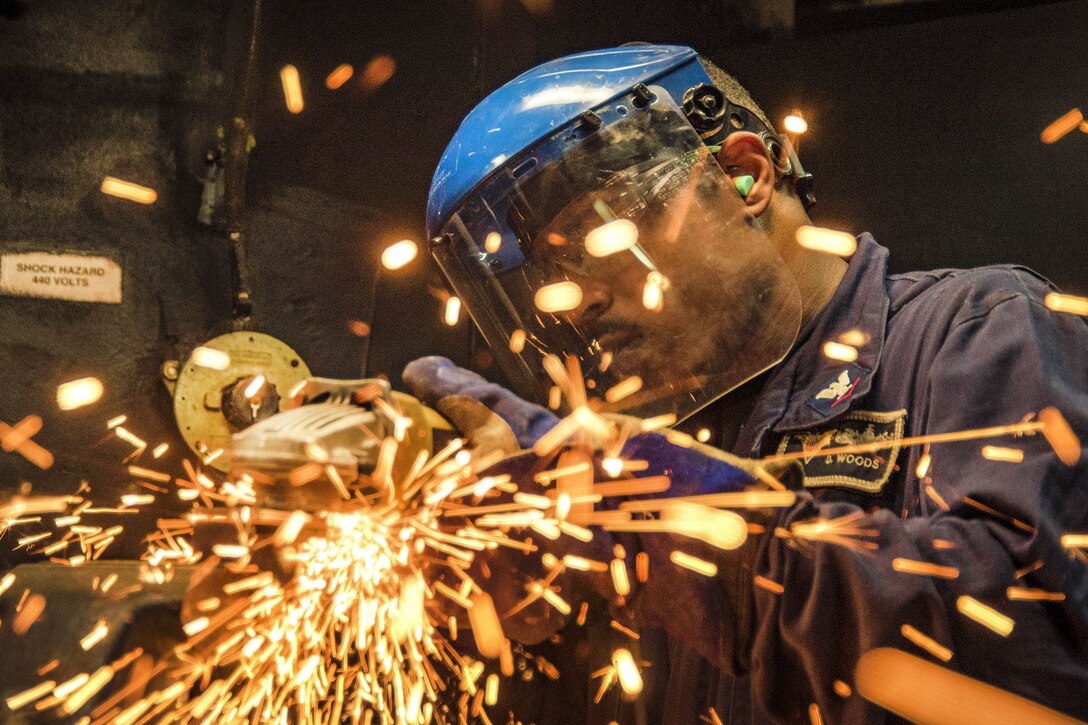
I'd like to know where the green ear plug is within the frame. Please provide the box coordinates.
[734,175,755,198]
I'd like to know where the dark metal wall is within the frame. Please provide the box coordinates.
[0,0,1085,562]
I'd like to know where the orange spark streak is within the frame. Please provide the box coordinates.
[892,558,960,580]
[670,551,717,577]
[280,65,304,113]
[1040,108,1083,144]
[855,648,1078,724]
[754,575,784,594]
[100,177,157,204]
[1007,587,1065,602]
[467,591,504,659]
[764,420,1044,464]
[981,444,1024,462]
[1045,292,1088,316]
[900,624,952,661]
[12,594,45,634]
[605,376,643,403]
[325,63,354,89]
[1038,407,1080,465]
[620,490,796,512]
[957,596,1014,636]
[610,558,631,596]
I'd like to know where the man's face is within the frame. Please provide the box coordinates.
[435,105,803,420]
[535,165,800,408]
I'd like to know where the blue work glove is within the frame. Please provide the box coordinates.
[620,429,758,494]
[403,356,558,449]
[403,358,794,666]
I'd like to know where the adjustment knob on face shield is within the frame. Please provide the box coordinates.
[682,83,727,139]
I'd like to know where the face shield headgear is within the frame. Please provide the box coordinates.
[428,48,805,423]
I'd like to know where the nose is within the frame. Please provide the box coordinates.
[568,276,613,327]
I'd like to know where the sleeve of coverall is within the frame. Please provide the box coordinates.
[744,284,1088,723]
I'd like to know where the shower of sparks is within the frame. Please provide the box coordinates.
[100,177,157,204]
[0,358,629,719]
[783,112,808,135]
[754,575,784,594]
[956,596,1014,637]
[838,329,869,347]
[191,346,231,370]
[243,375,266,399]
[1,415,54,469]
[1038,406,1081,465]
[892,558,960,580]
[821,341,858,362]
[382,239,418,270]
[670,550,718,577]
[611,647,643,696]
[855,648,1076,725]
[795,225,857,257]
[444,296,462,326]
[900,624,952,662]
[359,55,397,93]
[642,272,668,312]
[981,445,1024,463]
[1045,291,1088,316]
[535,281,583,313]
[605,376,643,403]
[585,219,638,258]
[509,329,526,353]
[56,377,104,411]
[280,64,304,114]
[325,63,354,90]
[7,346,1088,723]
[1007,587,1066,602]
[1060,533,1088,549]
[763,417,1047,465]
[1040,108,1083,144]
[784,512,879,553]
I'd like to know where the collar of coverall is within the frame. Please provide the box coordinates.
[741,233,890,450]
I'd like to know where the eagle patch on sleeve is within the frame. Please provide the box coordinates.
[775,409,907,493]
[806,364,870,417]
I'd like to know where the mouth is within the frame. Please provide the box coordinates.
[593,324,639,352]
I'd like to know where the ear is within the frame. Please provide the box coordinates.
[716,131,775,218]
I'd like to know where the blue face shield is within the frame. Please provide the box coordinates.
[432,89,802,422]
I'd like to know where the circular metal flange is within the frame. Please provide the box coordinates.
[172,331,311,472]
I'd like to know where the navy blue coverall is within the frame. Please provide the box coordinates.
[408,233,1088,724]
[632,233,1088,723]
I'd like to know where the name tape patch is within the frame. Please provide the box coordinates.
[776,409,907,493]
[0,252,122,304]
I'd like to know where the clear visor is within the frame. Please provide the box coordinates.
[434,89,801,422]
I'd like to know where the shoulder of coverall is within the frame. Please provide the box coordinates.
[738,233,891,446]
[737,235,1067,452]
[886,262,1063,328]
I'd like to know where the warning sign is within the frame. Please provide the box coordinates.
[0,252,122,304]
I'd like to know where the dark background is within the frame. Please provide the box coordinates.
[0,0,1085,559]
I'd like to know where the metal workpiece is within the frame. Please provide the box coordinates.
[0,561,191,723]
[164,331,311,472]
